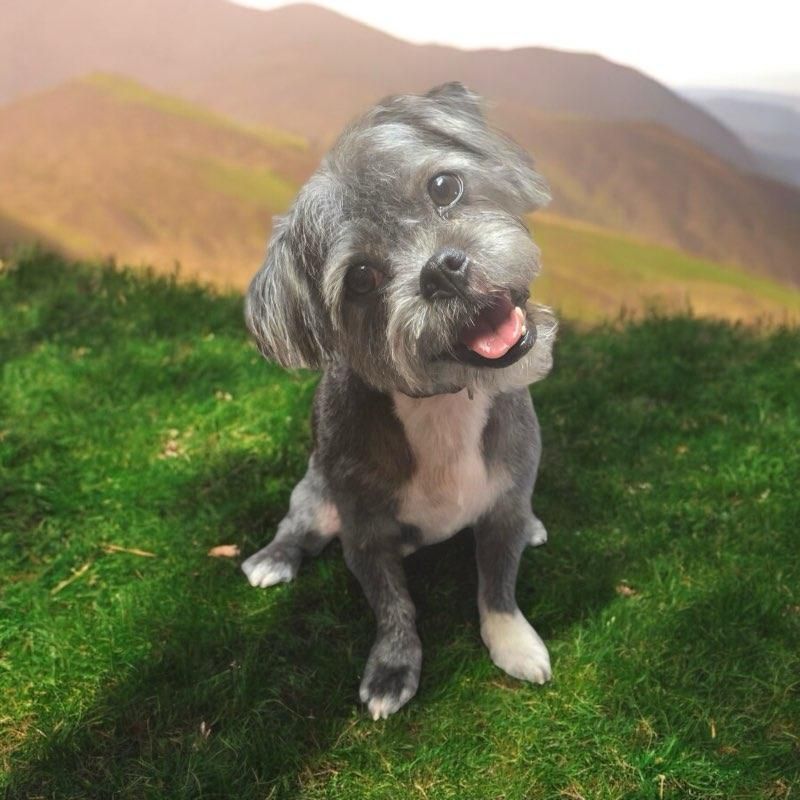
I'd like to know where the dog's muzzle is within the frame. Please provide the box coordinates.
[425,290,535,370]
[455,325,536,368]
[453,293,536,368]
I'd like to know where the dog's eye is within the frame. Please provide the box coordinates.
[345,264,383,295]
[428,173,463,208]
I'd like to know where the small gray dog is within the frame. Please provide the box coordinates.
[242,83,557,719]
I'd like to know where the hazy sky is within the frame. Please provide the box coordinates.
[232,0,798,91]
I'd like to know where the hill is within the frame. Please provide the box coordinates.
[497,107,800,286]
[2,75,800,317]
[684,88,800,189]
[533,215,800,322]
[0,212,56,256]
[2,251,798,797]
[0,0,753,168]
[6,3,800,284]
[0,75,314,287]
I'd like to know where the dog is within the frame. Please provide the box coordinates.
[241,82,557,719]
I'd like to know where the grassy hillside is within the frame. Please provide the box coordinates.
[2,75,800,324]
[533,215,800,322]
[2,251,798,798]
[0,75,315,288]
[8,0,800,284]
[499,107,800,286]
[0,213,57,256]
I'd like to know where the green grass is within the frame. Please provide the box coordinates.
[1,251,799,799]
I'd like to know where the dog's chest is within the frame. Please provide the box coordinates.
[392,390,510,547]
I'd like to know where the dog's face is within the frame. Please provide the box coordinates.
[247,83,557,395]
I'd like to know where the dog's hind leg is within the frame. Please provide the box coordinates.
[242,454,340,588]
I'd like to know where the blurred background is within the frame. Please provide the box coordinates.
[3,6,800,795]
[2,0,799,321]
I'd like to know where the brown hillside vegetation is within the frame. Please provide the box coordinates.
[1,76,799,322]
[532,214,800,323]
[495,105,800,286]
[2,75,798,288]
[0,213,56,256]
[0,76,314,286]
[1,0,753,169]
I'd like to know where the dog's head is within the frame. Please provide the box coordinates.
[246,82,557,395]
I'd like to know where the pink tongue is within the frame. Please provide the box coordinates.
[459,298,525,359]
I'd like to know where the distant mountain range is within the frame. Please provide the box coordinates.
[1,0,799,306]
[685,88,800,189]
[2,0,754,167]
[492,103,800,285]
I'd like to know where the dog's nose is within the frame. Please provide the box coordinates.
[420,248,470,300]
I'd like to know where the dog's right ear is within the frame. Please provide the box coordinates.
[245,217,329,369]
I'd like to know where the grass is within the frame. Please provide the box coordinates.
[533,215,800,323]
[1,250,799,799]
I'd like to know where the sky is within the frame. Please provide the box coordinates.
[232,0,799,92]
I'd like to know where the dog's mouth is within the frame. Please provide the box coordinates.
[451,293,536,369]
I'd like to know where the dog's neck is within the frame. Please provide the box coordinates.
[396,386,468,399]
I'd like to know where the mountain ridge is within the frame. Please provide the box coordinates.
[2,74,799,303]
[0,0,754,169]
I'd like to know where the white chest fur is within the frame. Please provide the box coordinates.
[392,389,511,547]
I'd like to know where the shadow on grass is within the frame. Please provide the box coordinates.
[5,453,359,798]
[3,451,656,799]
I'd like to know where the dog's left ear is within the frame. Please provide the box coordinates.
[425,82,484,123]
[425,82,549,211]
[245,215,330,369]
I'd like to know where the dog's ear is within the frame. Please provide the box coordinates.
[423,83,548,211]
[425,82,485,123]
[426,83,549,211]
[245,216,330,369]
[501,141,552,212]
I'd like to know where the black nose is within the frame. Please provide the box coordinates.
[420,248,470,300]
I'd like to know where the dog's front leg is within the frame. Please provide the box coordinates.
[474,498,552,684]
[341,520,421,720]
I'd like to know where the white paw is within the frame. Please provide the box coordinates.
[241,549,297,588]
[480,610,552,684]
[528,516,548,547]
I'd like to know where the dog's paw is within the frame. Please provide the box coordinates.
[480,610,551,684]
[359,633,422,720]
[241,543,301,588]
[528,515,548,547]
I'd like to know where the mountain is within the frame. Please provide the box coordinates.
[495,105,800,286]
[2,75,799,322]
[0,75,315,287]
[684,88,800,188]
[1,0,754,168]
[0,213,54,256]
[533,214,800,322]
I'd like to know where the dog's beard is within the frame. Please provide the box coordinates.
[384,300,557,396]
